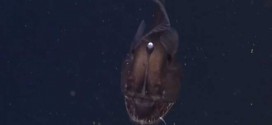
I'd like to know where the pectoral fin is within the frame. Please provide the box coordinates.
[159,28,179,56]
[131,20,146,50]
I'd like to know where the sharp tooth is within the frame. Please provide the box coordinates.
[124,95,129,99]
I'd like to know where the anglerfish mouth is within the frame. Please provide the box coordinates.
[124,95,174,125]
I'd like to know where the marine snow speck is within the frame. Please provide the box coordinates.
[121,0,183,125]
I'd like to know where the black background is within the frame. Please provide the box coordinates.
[1,0,272,125]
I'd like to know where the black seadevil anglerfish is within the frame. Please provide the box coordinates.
[121,0,182,124]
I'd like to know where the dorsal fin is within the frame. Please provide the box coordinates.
[159,0,165,4]
[145,0,170,36]
[153,0,170,27]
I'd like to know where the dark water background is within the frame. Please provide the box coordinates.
[1,0,272,124]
